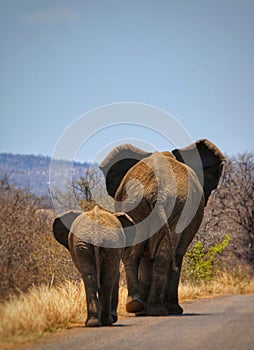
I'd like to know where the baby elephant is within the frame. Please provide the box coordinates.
[53,205,134,327]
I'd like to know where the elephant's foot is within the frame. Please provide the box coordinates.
[111,311,118,324]
[167,303,183,315]
[85,317,100,327]
[126,296,144,313]
[135,309,148,317]
[145,304,168,316]
[101,316,113,326]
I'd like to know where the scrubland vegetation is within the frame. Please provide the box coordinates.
[0,153,253,344]
[1,271,254,344]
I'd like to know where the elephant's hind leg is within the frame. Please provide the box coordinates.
[111,271,120,324]
[164,220,203,315]
[138,257,153,304]
[72,247,101,327]
[164,258,183,315]
[145,226,172,316]
[123,242,146,313]
[99,251,121,326]
[82,267,101,327]
[124,262,145,313]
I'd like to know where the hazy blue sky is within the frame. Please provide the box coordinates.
[1,0,254,162]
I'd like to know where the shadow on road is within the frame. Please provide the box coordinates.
[180,313,213,317]
[135,313,213,318]
[67,323,132,330]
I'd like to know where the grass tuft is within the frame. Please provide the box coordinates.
[0,269,253,344]
[179,267,254,301]
[0,280,86,344]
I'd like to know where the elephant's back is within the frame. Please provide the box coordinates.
[70,206,126,248]
[115,152,201,201]
[114,152,204,227]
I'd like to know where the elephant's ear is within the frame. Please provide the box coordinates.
[53,211,82,250]
[172,139,226,169]
[116,212,136,247]
[172,139,226,203]
[99,144,152,197]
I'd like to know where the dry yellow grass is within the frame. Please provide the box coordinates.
[0,270,254,345]
[0,280,87,344]
[179,270,254,301]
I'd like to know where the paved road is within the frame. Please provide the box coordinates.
[10,295,254,350]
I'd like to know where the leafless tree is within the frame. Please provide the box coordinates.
[217,153,254,263]
[51,166,113,213]
[197,153,254,265]
[51,182,80,212]
[0,176,79,299]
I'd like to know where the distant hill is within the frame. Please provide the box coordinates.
[0,153,91,196]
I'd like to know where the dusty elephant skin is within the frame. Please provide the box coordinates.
[53,206,134,327]
[100,139,226,316]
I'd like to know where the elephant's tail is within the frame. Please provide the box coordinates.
[94,246,101,290]
[151,205,177,270]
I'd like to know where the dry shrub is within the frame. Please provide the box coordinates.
[0,183,80,299]
[179,266,254,301]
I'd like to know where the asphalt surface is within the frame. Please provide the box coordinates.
[6,294,254,350]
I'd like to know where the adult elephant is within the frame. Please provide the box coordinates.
[100,139,226,315]
[53,206,134,326]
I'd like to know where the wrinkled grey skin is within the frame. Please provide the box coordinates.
[53,206,134,327]
[100,139,226,316]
